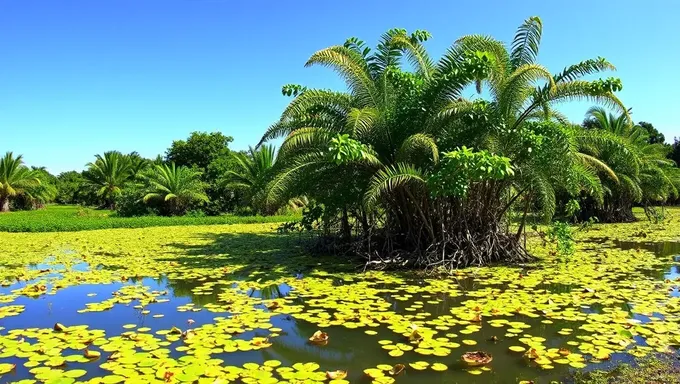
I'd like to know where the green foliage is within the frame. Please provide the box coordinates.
[165,131,246,216]
[114,185,155,217]
[282,84,307,97]
[165,131,233,170]
[0,205,297,232]
[637,121,665,144]
[579,107,679,221]
[545,221,575,256]
[462,50,494,81]
[223,145,279,215]
[83,151,134,209]
[142,163,209,216]
[202,155,241,215]
[565,199,581,220]
[55,171,90,205]
[578,216,599,231]
[126,151,150,180]
[0,152,43,211]
[670,138,680,166]
[586,77,623,93]
[643,205,666,224]
[9,166,58,210]
[428,147,513,198]
[572,356,680,384]
[328,134,371,165]
[278,202,324,233]
[259,18,631,266]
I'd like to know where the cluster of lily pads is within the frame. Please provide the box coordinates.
[0,213,677,383]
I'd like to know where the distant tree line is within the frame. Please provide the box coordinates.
[0,131,285,216]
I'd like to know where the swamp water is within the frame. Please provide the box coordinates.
[0,224,679,383]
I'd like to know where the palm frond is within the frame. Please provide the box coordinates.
[510,16,543,68]
[364,163,426,206]
[396,134,439,164]
[306,46,378,106]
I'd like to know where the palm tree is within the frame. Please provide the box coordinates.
[126,152,150,180]
[223,145,277,214]
[83,151,132,209]
[580,107,679,221]
[258,18,625,267]
[143,163,208,215]
[0,152,41,212]
[21,167,58,209]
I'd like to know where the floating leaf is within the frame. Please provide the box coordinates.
[462,351,493,366]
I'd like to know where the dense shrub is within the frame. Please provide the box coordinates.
[114,186,155,217]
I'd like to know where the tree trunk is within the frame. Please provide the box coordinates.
[0,197,9,212]
[341,206,351,241]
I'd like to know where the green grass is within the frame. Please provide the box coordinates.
[571,356,680,384]
[0,205,298,232]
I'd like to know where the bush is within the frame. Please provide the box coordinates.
[546,221,575,256]
[185,209,206,217]
[114,186,155,217]
[233,206,255,217]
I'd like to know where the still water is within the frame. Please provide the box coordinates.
[0,240,679,384]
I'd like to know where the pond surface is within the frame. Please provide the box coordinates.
[0,224,679,384]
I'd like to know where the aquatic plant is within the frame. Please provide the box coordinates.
[0,211,677,382]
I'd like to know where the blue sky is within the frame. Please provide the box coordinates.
[1,0,679,174]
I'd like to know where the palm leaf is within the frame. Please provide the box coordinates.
[510,16,543,68]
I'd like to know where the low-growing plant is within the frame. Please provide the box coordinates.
[565,199,581,222]
[578,216,599,232]
[571,356,680,384]
[643,205,666,224]
[546,221,575,256]
[277,203,324,234]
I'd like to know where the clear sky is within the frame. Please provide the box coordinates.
[1,0,679,174]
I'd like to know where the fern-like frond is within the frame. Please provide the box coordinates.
[390,33,435,78]
[548,82,629,118]
[278,128,335,161]
[499,63,554,117]
[396,134,439,164]
[345,107,379,138]
[577,153,619,183]
[364,163,426,206]
[510,16,543,68]
[306,46,378,106]
[554,57,616,83]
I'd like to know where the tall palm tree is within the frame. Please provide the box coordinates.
[84,151,132,209]
[223,145,278,214]
[259,18,625,267]
[0,152,41,212]
[143,163,208,215]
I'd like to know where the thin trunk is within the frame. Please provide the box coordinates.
[0,197,9,212]
[499,186,529,218]
[404,187,435,242]
[360,210,369,234]
[516,194,531,241]
[341,206,351,241]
